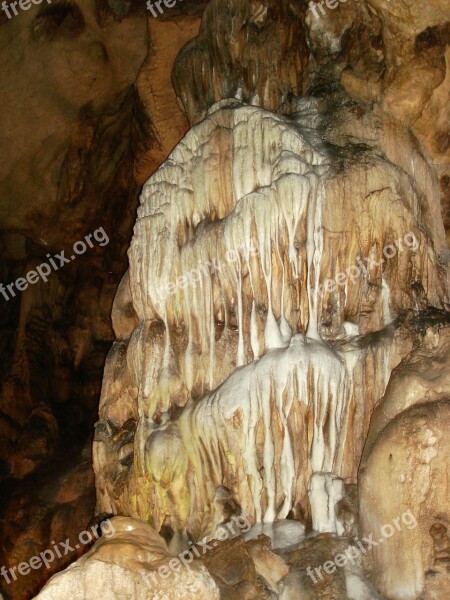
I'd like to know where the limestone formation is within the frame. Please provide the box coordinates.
[33,517,220,600]
[94,93,448,547]
[89,4,450,599]
[88,8,450,600]
[359,326,450,600]
[1,0,449,599]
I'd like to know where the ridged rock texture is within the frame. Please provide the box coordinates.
[91,1,450,599]
[94,99,448,538]
[1,0,449,599]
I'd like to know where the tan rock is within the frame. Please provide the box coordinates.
[33,517,220,600]
[359,326,450,600]
[246,535,289,592]
[199,536,256,587]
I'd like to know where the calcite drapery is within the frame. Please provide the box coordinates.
[93,96,449,549]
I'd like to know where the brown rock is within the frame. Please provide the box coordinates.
[246,535,290,592]
[200,536,256,587]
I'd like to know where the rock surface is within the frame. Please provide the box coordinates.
[1,0,449,599]
[359,326,450,600]
[0,5,207,596]
[33,517,220,600]
[0,448,95,600]
[90,5,449,600]
[94,97,448,543]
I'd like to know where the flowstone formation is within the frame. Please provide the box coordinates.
[94,95,448,535]
[91,99,449,600]
[34,517,220,600]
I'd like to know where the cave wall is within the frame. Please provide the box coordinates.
[0,2,206,598]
